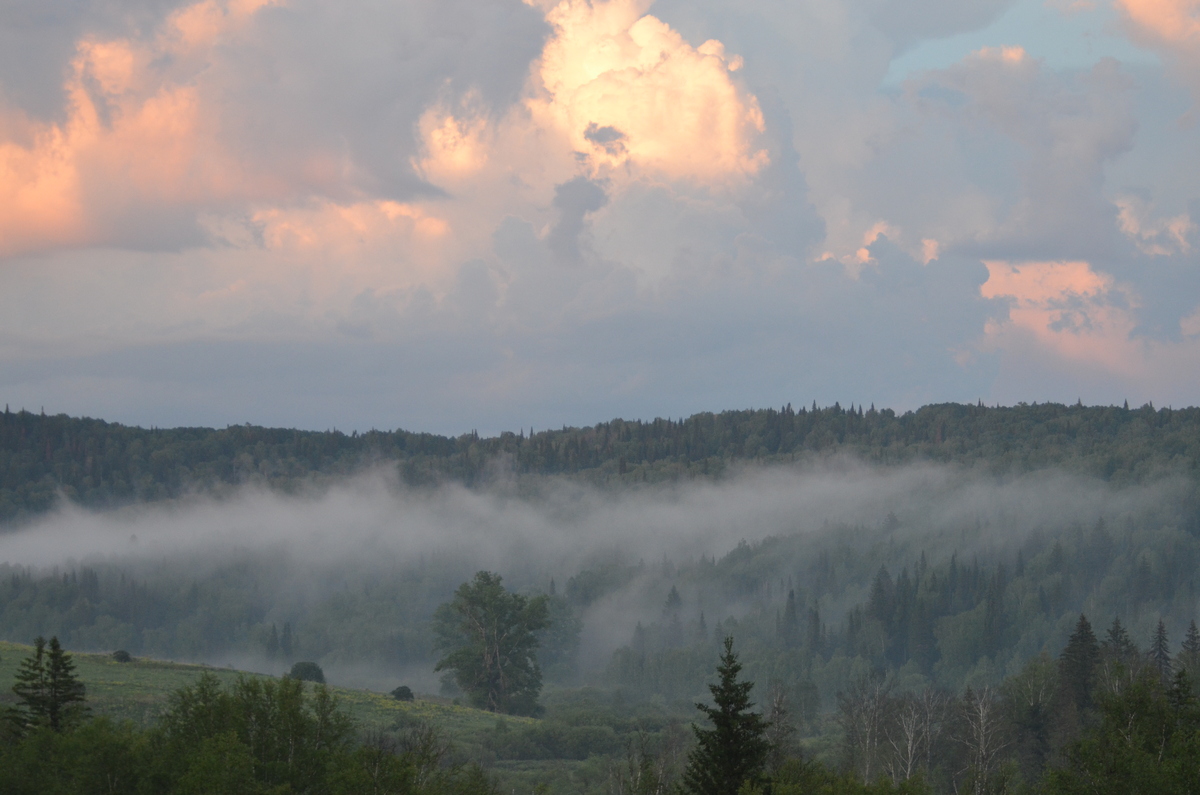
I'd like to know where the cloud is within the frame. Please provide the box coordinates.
[980,258,1200,402]
[1115,194,1195,255]
[0,0,293,256]
[1118,0,1200,46]
[0,0,548,256]
[2,0,1200,428]
[1117,0,1200,100]
[530,0,768,183]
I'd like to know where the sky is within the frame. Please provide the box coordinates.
[1,0,1198,434]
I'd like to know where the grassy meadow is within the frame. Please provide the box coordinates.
[0,640,529,738]
[0,640,609,793]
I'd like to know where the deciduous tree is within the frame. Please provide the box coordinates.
[434,571,549,715]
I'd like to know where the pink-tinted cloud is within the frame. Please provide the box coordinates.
[530,0,768,182]
[0,0,292,257]
[1117,0,1200,99]
[1118,0,1200,45]
[981,259,1140,374]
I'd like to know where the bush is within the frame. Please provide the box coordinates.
[288,661,325,683]
[112,650,133,663]
[391,685,414,701]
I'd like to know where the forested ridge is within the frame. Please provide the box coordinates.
[3,400,1199,522]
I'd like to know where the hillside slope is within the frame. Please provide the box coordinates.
[3,401,1198,522]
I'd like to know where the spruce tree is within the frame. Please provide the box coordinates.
[11,636,47,730]
[281,622,294,660]
[1060,614,1099,713]
[1178,620,1200,679]
[12,636,86,732]
[681,637,771,795]
[44,636,86,731]
[1102,617,1136,659]
[1151,619,1172,686]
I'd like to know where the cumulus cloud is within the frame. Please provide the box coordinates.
[1,0,1199,428]
[531,0,768,182]
[979,258,1200,404]
[1117,0,1200,97]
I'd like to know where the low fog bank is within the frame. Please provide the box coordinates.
[0,458,1179,570]
[0,458,1192,694]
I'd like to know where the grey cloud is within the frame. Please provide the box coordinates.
[0,0,187,119]
[0,230,999,433]
[865,0,1016,53]
[209,0,548,202]
[938,57,1137,261]
[548,177,608,264]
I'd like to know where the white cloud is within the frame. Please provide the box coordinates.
[1,0,1199,428]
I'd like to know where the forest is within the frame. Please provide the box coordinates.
[2,401,1200,792]
[2,400,1199,523]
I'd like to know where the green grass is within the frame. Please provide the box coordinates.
[0,641,666,794]
[0,640,529,738]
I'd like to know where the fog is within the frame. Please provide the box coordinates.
[0,458,1190,691]
[1,459,1177,569]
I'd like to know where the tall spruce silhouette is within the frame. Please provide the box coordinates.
[1151,620,1172,686]
[682,637,770,795]
[1060,615,1099,714]
[12,636,86,732]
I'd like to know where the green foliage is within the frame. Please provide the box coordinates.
[1059,615,1099,715]
[1044,666,1200,794]
[0,667,505,795]
[392,685,415,701]
[11,636,87,733]
[682,637,771,795]
[761,759,932,794]
[5,401,1200,523]
[153,671,355,791]
[290,660,326,683]
[434,572,549,716]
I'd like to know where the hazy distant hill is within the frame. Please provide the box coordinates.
[2,401,1198,522]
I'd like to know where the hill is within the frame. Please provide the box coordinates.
[0,640,696,794]
[3,400,1199,522]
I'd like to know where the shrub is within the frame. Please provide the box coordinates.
[288,661,325,683]
[112,650,133,663]
[391,685,414,702]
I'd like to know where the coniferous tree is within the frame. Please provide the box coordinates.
[12,636,86,732]
[11,637,47,730]
[1102,618,1137,661]
[43,637,86,731]
[1151,620,1172,686]
[681,637,771,795]
[281,622,294,660]
[664,586,682,614]
[1060,614,1100,714]
[1178,620,1200,680]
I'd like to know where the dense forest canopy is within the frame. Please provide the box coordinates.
[4,401,1200,792]
[2,400,1198,523]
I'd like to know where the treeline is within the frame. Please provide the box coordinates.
[827,614,1200,792]
[613,615,1200,794]
[0,559,582,681]
[601,504,1200,709]
[4,400,1200,521]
